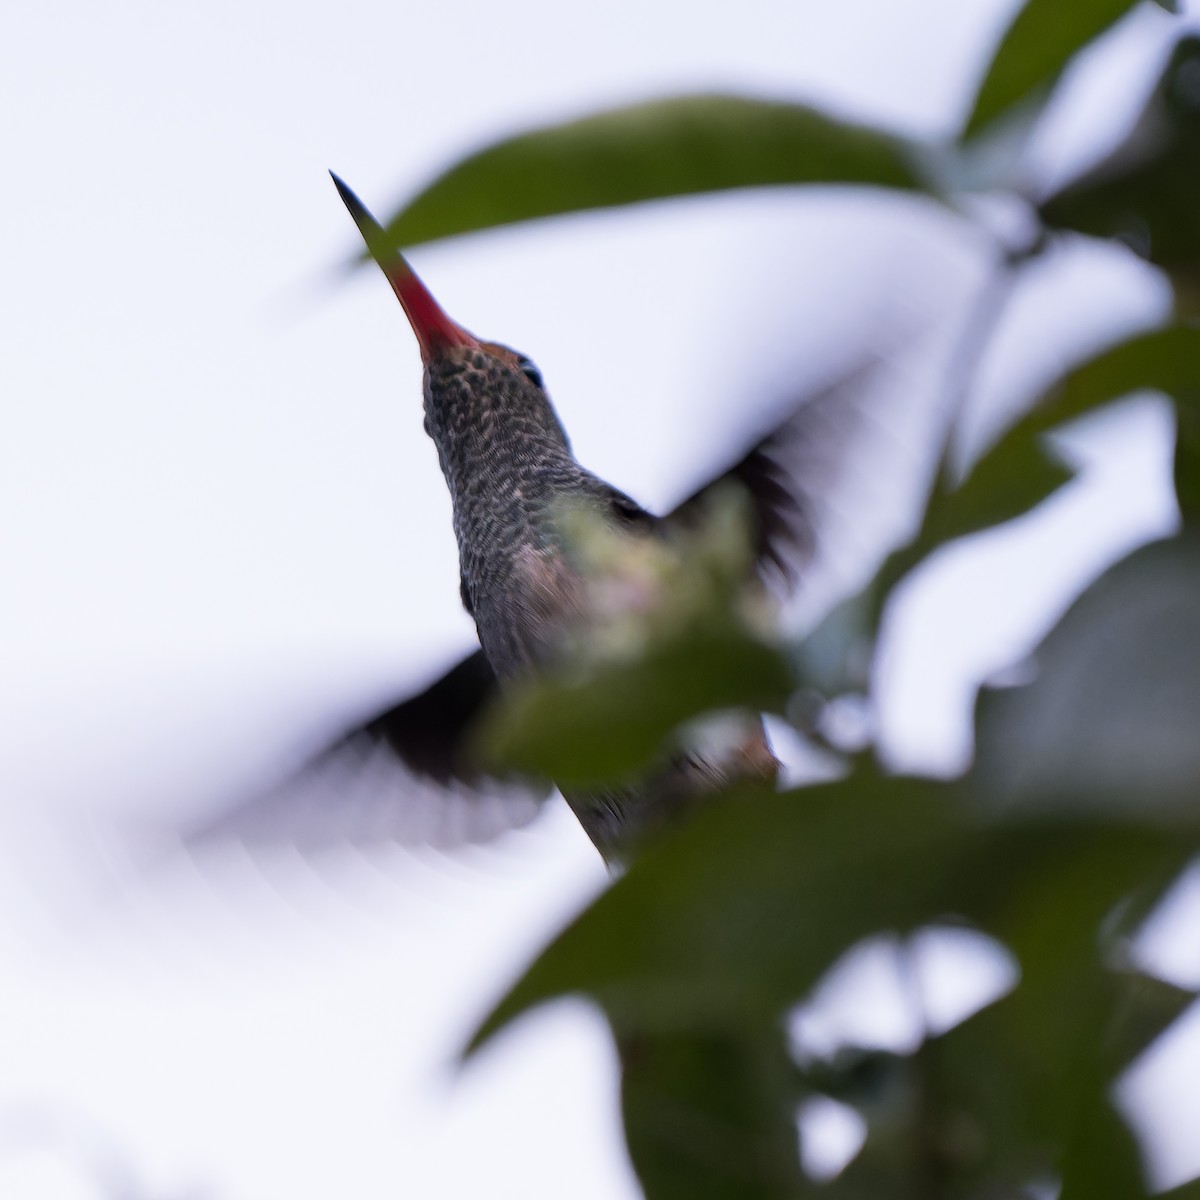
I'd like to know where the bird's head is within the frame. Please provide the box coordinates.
[331,171,569,453]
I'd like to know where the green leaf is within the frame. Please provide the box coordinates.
[867,439,1075,642]
[820,441,1074,685]
[877,325,1200,617]
[826,903,1189,1194]
[1103,970,1197,1074]
[918,437,1074,559]
[1040,35,1200,278]
[464,772,1195,1056]
[478,625,793,787]
[947,888,1176,1199]
[1059,1095,1150,1200]
[793,325,1200,725]
[1041,325,1200,420]
[894,313,1199,570]
[973,533,1200,810]
[1175,390,1200,520]
[620,1027,808,1200]
[464,770,1195,1199]
[815,963,1190,1195]
[378,94,940,248]
[1159,1176,1200,1198]
[464,775,953,1053]
[964,0,1143,139]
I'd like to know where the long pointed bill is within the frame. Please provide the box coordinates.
[330,172,479,362]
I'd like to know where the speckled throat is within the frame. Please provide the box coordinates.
[423,343,628,679]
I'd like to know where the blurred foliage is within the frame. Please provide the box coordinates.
[368,2,1200,1196]
[480,623,791,788]
[478,490,792,787]
[378,96,939,250]
[1040,34,1200,292]
[962,0,1166,139]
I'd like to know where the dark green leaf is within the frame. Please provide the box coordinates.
[943,931,1167,1198]
[867,441,1074,641]
[917,437,1074,558]
[465,770,1195,1200]
[964,0,1142,139]
[843,963,1193,1197]
[1059,1095,1150,1200]
[810,440,1074,694]
[464,772,1195,1056]
[1175,393,1200,520]
[985,324,1200,533]
[1041,325,1200,420]
[1103,970,1197,1073]
[478,626,793,787]
[973,533,1200,810]
[874,325,1200,621]
[850,934,1188,1194]
[921,1001,1070,1196]
[939,328,1200,544]
[378,95,939,249]
[1040,36,1200,277]
[620,1028,808,1200]
[1158,1175,1200,1198]
[465,775,953,1053]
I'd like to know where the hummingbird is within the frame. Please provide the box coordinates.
[196,175,861,866]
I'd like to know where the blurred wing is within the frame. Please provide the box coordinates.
[664,355,884,593]
[356,648,504,786]
[186,650,552,851]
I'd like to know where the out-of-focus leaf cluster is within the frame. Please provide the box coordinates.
[363,1,1200,1195]
[478,490,792,788]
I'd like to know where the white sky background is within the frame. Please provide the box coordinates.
[2,0,1199,1196]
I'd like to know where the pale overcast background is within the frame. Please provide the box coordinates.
[2,0,1199,1196]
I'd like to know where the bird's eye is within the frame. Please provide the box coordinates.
[517,356,544,388]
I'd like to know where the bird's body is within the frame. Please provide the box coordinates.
[326,174,793,864]
[420,333,779,862]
